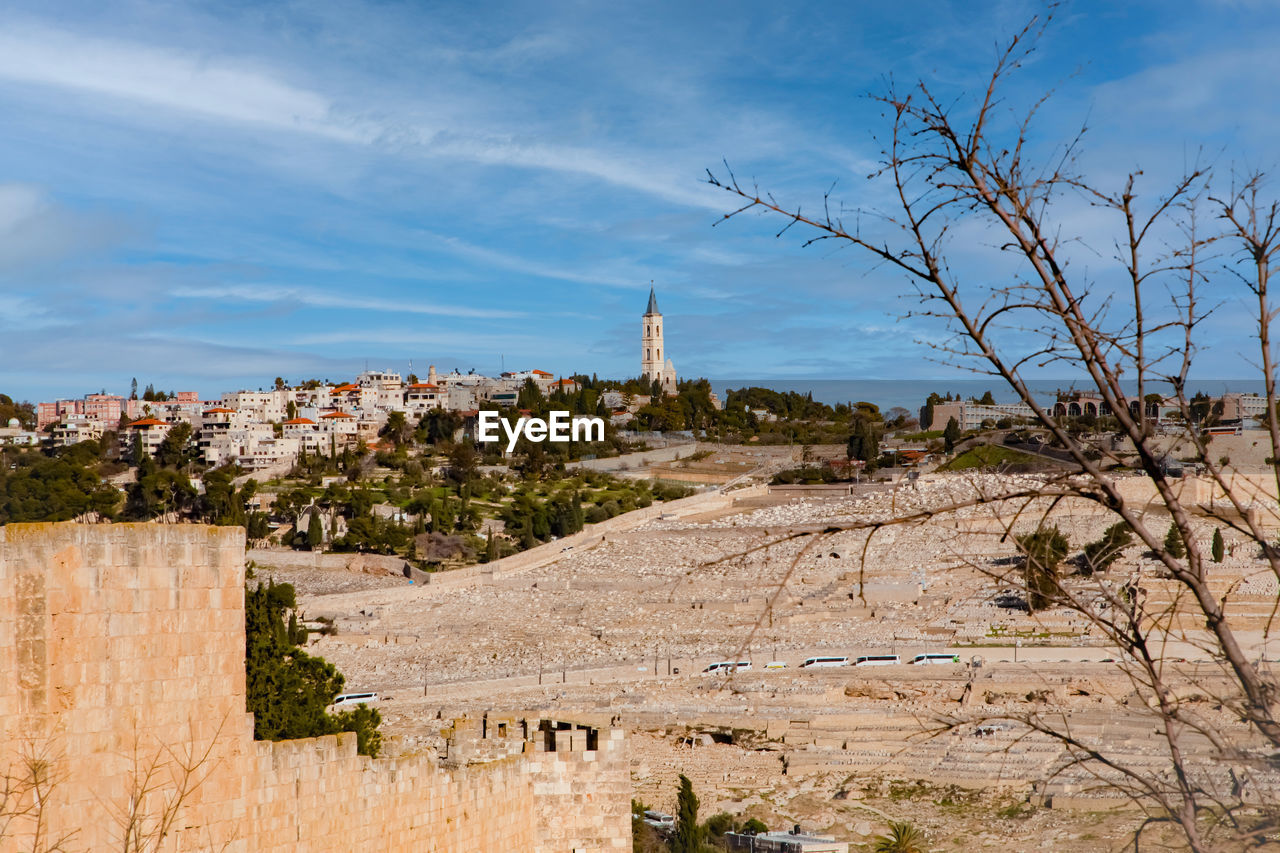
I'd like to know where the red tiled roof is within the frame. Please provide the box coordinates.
[283,418,316,425]
[321,411,355,419]
[202,407,236,414]
[129,418,169,427]
[407,383,440,389]
[532,369,553,376]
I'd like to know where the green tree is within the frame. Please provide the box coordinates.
[154,422,193,469]
[873,820,925,853]
[1212,528,1225,563]
[381,411,411,448]
[977,390,996,405]
[672,774,703,853]
[942,416,961,452]
[1082,522,1133,575]
[846,417,879,463]
[1016,525,1068,612]
[1165,522,1186,559]
[244,579,380,755]
[307,512,323,551]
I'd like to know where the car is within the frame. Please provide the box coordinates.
[763,661,788,669]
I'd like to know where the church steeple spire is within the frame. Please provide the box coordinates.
[645,286,660,316]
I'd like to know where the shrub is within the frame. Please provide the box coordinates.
[1016,526,1068,612]
[1082,522,1132,575]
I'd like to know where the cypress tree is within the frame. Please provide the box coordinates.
[673,774,703,853]
[1211,528,1225,563]
[307,512,323,551]
[1165,522,1186,559]
[943,417,961,452]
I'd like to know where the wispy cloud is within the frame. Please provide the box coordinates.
[420,232,647,289]
[0,24,369,142]
[0,22,723,211]
[170,285,524,319]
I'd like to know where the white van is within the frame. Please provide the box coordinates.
[331,692,379,707]
[911,653,960,665]
[702,661,752,673]
[799,656,849,668]
[854,655,900,666]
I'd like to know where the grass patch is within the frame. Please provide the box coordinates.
[940,444,1045,471]
[898,429,944,441]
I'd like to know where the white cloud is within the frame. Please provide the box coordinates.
[0,24,371,143]
[0,22,723,211]
[419,232,648,289]
[170,285,524,319]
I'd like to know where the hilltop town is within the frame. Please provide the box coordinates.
[4,293,1280,852]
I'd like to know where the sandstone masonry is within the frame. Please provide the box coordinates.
[0,522,629,852]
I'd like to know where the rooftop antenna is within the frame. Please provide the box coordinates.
[501,354,505,373]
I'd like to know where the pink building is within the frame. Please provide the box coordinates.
[83,394,125,424]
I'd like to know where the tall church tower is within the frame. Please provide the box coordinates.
[641,286,677,394]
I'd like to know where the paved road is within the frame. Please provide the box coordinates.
[409,640,1223,701]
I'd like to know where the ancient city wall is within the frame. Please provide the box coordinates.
[0,523,629,853]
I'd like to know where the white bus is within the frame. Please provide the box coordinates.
[331,692,379,707]
[799,656,849,668]
[702,661,752,673]
[910,653,960,665]
[854,655,900,666]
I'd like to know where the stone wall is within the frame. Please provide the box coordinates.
[0,523,629,852]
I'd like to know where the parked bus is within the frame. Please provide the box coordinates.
[910,653,960,665]
[703,661,752,673]
[799,656,849,668]
[854,655,900,666]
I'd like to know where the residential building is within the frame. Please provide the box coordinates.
[52,418,104,447]
[282,417,323,452]
[125,418,172,456]
[404,382,444,414]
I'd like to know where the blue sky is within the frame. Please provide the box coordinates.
[0,0,1276,401]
